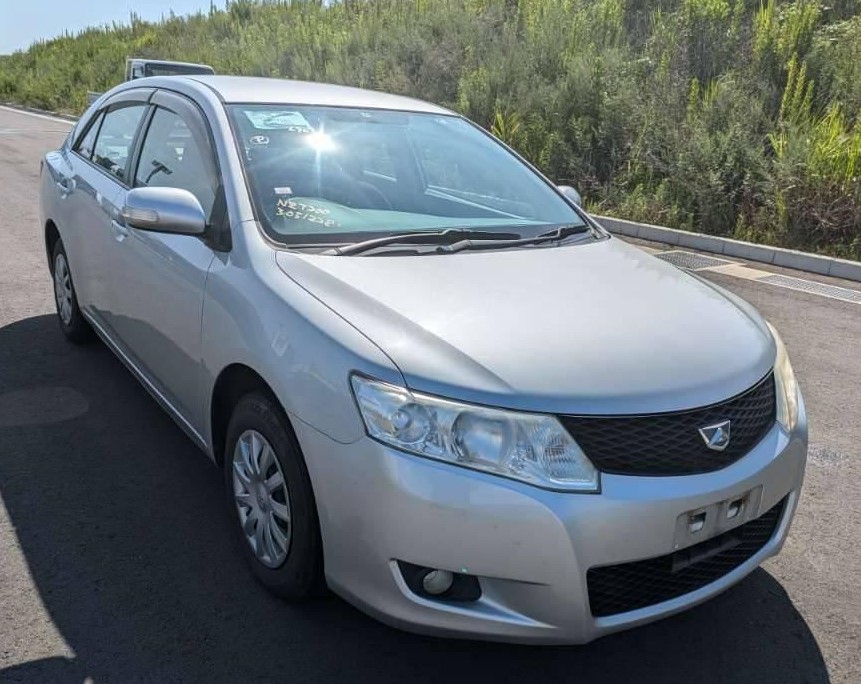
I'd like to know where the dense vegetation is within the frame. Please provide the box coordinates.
[2,0,861,258]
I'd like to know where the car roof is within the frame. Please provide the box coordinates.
[181,75,453,115]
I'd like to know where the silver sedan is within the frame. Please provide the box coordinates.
[39,75,807,644]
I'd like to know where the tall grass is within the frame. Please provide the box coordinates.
[1,0,860,257]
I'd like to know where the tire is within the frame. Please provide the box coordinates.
[224,392,324,600]
[51,238,94,344]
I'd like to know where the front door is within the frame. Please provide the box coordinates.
[107,90,224,435]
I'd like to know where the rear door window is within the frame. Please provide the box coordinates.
[72,112,104,160]
[92,104,148,183]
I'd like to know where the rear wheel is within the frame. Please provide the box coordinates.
[224,393,324,600]
[51,239,93,344]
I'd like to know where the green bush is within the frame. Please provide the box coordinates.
[2,0,860,258]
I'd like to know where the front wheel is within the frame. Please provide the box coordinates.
[51,239,93,344]
[224,393,324,600]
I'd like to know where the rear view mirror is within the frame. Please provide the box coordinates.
[122,187,206,236]
[557,185,582,206]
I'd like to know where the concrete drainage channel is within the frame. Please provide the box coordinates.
[655,251,732,271]
[653,249,861,305]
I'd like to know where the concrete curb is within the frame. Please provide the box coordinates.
[596,215,861,283]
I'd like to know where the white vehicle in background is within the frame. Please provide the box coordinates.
[123,58,215,80]
[86,59,215,104]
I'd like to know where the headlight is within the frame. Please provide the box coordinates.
[351,375,599,492]
[767,322,799,432]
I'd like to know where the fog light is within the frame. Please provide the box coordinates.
[421,569,454,595]
[397,561,481,602]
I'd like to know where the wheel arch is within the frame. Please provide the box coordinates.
[210,363,284,466]
[45,219,61,273]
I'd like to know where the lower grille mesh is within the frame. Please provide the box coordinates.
[587,497,787,618]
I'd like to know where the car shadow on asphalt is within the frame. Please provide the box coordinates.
[0,315,829,684]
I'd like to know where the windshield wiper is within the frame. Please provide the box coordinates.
[321,228,522,256]
[434,223,590,254]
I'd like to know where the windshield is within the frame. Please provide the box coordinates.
[228,104,586,246]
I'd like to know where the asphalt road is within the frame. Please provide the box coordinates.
[0,106,859,683]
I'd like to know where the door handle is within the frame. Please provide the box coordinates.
[56,176,75,195]
[110,219,129,239]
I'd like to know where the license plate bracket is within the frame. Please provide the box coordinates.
[672,486,763,553]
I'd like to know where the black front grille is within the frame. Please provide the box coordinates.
[587,497,786,617]
[559,373,776,476]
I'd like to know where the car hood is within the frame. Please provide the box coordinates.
[275,238,775,415]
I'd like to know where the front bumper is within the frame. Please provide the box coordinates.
[294,403,807,644]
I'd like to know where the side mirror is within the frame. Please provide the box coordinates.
[557,185,582,206]
[122,187,206,236]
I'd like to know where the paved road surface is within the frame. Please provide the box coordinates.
[0,106,858,683]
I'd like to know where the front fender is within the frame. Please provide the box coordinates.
[200,222,404,455]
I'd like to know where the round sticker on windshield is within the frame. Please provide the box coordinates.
[249,135,270,146]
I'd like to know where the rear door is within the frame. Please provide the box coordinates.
[107,89,225,434]
[64,92,150,326]
[52,110,104,310]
